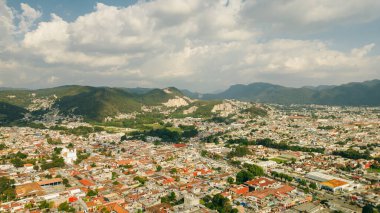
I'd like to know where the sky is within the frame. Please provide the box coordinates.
[1,0,380,92]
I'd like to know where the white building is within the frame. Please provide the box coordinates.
[61,148,77,164]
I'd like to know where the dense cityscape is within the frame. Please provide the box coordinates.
[1,98,379,212]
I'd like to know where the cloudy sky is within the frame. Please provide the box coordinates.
[1,0,380,92]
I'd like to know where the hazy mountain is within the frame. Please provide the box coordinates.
[180,89,203,99]
[0,85,189,122]
[204,80,380,106]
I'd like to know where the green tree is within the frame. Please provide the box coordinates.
[58,202,75,212]
[236,170,254,184]
[227,177,234,184]
[11,158,24,168]
[0,177,16,201]
[309,182,317,190]
[86,189,98,197]
[362,204,375,213]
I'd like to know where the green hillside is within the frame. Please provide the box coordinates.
[205,80,380,106]
[0,102,28,123]
[54,87,141,121]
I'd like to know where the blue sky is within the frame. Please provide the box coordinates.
[7,0,138,22]
[1,0,380,92]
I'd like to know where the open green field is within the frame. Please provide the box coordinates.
[270,157,289,164]
[367,168,380,173]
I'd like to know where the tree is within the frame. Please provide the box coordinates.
[362,204,375,213]
[309,182,317,190]
[236,170,254,184]
[243,163,264,176]
[0,177,16,201]
[227,177,234,184]
[11,158,24,168]
[58,202,75,212]
[86,189,98,197]
[156,165,162,172]
[202,194,237,213]
[62,178,71,187]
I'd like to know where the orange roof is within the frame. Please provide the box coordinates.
[246,185,294,199]
[79,179,95,186]
[117,159,133,165]
[24,164,33,167]
[106,203,129,213]
[321,179,348,188]
[230,185,249,195]
[245,177,276,187]
[173,144,186,148]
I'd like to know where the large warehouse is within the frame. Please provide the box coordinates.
[305,171,351,192]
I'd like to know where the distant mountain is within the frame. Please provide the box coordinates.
[0,85,189,122]
[204,80,380,106]
[180,89,203,99]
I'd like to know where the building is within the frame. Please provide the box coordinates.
[15,182,45,198]
[61,148,77,164]
[305,171,351,192]
[245,177,277,191]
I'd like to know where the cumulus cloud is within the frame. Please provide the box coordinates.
[0,0,15,49]
[0,0,380,91]
[19,3,42,33]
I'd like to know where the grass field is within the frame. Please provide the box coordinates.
[367,168,380,173]
[270,157,289,164]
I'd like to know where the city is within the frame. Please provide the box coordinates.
[1,100,379,212]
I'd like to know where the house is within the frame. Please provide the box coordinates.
[245,177,277,191]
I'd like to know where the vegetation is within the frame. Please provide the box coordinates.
[74,150,91,164]
[0,102,27,123]
[242,106,268,117]
[0,143,7,150]
[0,176,16,202]
[227,146,251,158]
[201,150,222,160]
[204,80,380,106]
[41,154,65,170]
[236,163,264,184]
[58,201,75,212]
[271,171,293,182]
[134,176,148,185]
[161,192,184,206]
[332,149,371,160]
[128,125,198,143]
[256,138,325,153]
[86,189,98,197]
[201,194,238,213]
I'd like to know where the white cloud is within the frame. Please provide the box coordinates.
[0,0,15,49]
[0,0,380,91]
[19,3,42,33]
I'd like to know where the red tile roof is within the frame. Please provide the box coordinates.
[79,179,95,187]
[245,177,276,188]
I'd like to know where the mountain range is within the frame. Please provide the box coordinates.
[202,79,380,106]
[0,79,379,123]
